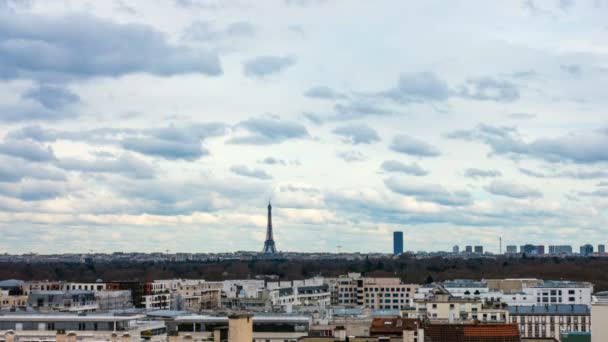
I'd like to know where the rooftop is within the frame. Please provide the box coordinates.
[507,304,589,315]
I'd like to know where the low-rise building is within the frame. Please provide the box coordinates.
[337,273,417,310]
[27,290,99,312]
[508,305,590,341]
[0,313,166,342]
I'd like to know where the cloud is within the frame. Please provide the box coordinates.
[258,157,300,166]
[384,176,472,206]
[560,64,581,76]
[56,153,156,179]
[456,78,520,102]
[230,165,272,180]
[284,0,329,6]
[22,84,80,110]
[121,123,226,160]
[333,101,392,120]
[0,156,65,182]
[390,134,440,157]
[304,86,346,100]
[445,124,608,164]
[243,55,296,77]
[336,150,366,162]
[181,20,254,42]
[485,180,543,199]
[519,167,608,179]
[228,117,308,144]
[463,168,502,179]
[0,139,56,161]
[381,72,450,104]
[0,179,67,201]
[508,113,536,120]
[0,12,222,80]
[380,160,428,176]
[332,124,380,144]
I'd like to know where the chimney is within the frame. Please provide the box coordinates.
[111,332,119,342]
[4,330,15,342]
[228,313,253,342]
[67,332,77,342]
[56,331,67,342]
[335,327,346,342]
[121,332,131,342]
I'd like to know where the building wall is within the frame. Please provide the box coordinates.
[337,276,417,310]
[591,303,608,342]
[511,314,590,341]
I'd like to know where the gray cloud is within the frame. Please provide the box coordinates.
[22,84,80,110]
[304,86,347,100]
[56,153,156,179]
[560,64,581,76]
[121,123,226,160]
[230,165,272,180]
[384,176,472,206]
[243,55,296,78]
[464,168,502,179]
[519,167,608,180]
[0,12,222,80]
[0,156,65,182]
[258,157,300,166]
[508,113,536,120]
[390,134,440,157]
[228,117,308,144]
[181,21,254,42]
[446,124,608,164]
[380,160,428,176]
[0,180,66,201]
[381,72,450,104]
[336,150,367,162]
[0,139,56,161]
[485,180,543,199]
[332,124,380,144]
[333,101,392,120]
[456,78,520,102]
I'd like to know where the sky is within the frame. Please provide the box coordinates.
[0,0,607,254]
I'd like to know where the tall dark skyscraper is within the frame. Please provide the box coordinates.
[393,231,403,255]
[262,202,277,254]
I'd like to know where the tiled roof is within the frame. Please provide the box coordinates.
[425,323,520,342]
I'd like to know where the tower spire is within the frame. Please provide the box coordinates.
[262,201,277,254]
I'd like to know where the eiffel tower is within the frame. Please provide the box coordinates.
[262,202,277,254]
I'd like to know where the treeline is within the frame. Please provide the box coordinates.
[1,256,608,291]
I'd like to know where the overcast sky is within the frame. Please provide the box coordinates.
[0,0,607,254]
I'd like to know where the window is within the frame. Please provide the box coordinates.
[432,304,437,309]
[47,323,55,331]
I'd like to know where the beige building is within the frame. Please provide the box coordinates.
[591,292,608,342]
[402,286,509,323]
[173,280,222,311]
[337,273,417,310]
[0,294,27,310]
[508,304,589,341]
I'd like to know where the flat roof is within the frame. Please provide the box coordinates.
[175,315,310,323]
[0,314,145,322]
[507,305,589,315]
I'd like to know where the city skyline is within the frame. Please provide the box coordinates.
[0,1,607,254]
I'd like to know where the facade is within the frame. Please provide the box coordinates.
[0,313,166,342]
[336,273,417,310]
[474,246,483,254]
[171,279,222,311]
[506,245,518,254]
[173,314,310,342]
[403,286,509,324]
[95,290,133,310]
[222,279,265,299]
[452,245,459,254]
[591,292,608,342]
[465,246,473,254]
[598,244,605,254]
[393,232,404,255]
[549,245,573,256]
[536,245,545,255]
[0,294,27,310]
[508,304,590,341]
[27,290,99,312]
[526,281,593,307]
[579,245,593,256]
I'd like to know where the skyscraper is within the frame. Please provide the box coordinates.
[452,245,459,254]
[465,246,473,254]
[580,244,593,256]
[474,246,483,254]
[393,231,404,255]
[262,202,277,254]
[599,245,606,254]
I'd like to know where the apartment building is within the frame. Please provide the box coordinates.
[403,286,509,324]
[0,313,166,342]
[526,281,593,306]
[27,290,99,312]
[171,279,222,311]
[336,273,417,310]
[508,304,590,341]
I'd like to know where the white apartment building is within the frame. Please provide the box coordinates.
[525,281,593,306]
[222,280,265,298]
[336,273,417,310]
[508,304,590,341]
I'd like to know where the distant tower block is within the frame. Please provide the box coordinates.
[262,202,277,254]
